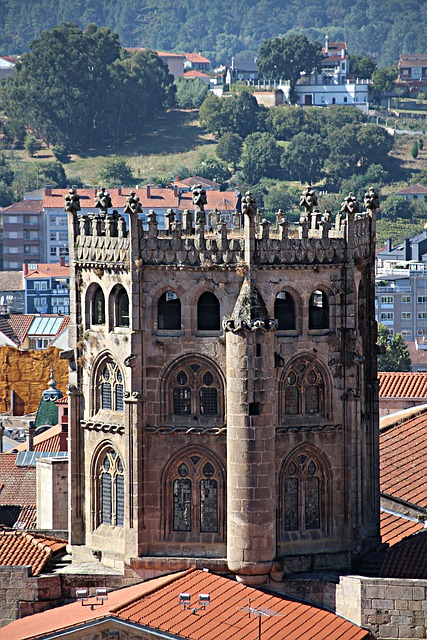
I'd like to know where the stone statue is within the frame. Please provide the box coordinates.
[123,190,142,215]
[364,187,380,213]
[64,188,81,214]
[192,184,207,223]
[242,191,257,219]
[340,192,360,216]
[95,187,112,213]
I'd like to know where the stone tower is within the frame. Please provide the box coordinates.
[66,185,380,585]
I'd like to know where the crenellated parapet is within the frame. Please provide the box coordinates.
[69,187,378,269]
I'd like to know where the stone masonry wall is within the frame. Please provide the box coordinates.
[336,576,427,639]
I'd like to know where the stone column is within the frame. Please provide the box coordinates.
[67,384,85,545]
[124,391,144,557]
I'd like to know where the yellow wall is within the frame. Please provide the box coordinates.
[0,346,68,415]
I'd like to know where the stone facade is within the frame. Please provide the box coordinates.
[36,459,68,530]
[66,192,380,584]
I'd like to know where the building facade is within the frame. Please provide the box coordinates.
[24,261,70,315]
[66,190,380,584]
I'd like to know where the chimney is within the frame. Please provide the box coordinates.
[27,420,35,452]
[23,263,28,276]
[404,238,411,261]
[60,256,66,267]
[45,184,52,196]
[324,35,329,53]
[174,185,178,197]
[117,187,122,196]
[146,185,151,198]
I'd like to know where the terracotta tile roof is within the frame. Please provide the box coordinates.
[1,200,42,214]
[0,569,370,640]
[43,188,238,213]
[12,425,67,454]
[0,271,24,291]
[55,397,68,405]
[0,56,19,65]
[380,409,427,508]
[0,314,34,345]
[0,505,36,529]
[323,41,347,52]
[183,70,210,78]
[0,453,36,528]
[0,531,66,576]
[25,264,70,279]
[396,183,427,195]
[378,371,427,397]
[380,531,427,578]
[380,510,425,545]
[183,52,211,64]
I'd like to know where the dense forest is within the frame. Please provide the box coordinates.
[1,0,426,66]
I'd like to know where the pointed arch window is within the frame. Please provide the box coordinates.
[283,453,323,533]
[275,291,296,330]
[98,449,124,527]
[98,359,124,412]
[197,292,220,331]
[170,362,221,421]
[283,360,324,417]
[116,288,129,327]
[309,290,329,329]
[158,291,181,330]
[169,455,221,535]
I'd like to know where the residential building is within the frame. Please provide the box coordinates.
[279,37,370,111]
[226,56,259,83]
[396,183,427,202]
[397,53,427,87]
[1,199,44,270]
[126,48,185,78]
[376,233,427,344]
[0,314,69,350]
[0,271,24,314]
[23,260,70,315]
[183,69,211,84]
[183,52,211,72]
[0,55,18,80]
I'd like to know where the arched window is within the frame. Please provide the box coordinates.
[283,452,324,532]
[116,288,129,327]
[98,359,124,412]
[92,286,105,325]
[158,291,181,330]
[98,448,124,527]
[309,290,329,330]
[283,360,324,417]
[275,291,296,330]
[168,453,222,535]
[169,363,221,420]
[197,292,220,331]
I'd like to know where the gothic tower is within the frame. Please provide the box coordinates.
[66,185,380,585]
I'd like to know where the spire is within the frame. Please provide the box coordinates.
[223,277,277,333]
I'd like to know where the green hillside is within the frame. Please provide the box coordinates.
[1,0,426,66]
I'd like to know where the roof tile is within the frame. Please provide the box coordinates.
[380,510,424,545]
[378,371,427,398]
[381,531,427,578]
[0,531,66,576]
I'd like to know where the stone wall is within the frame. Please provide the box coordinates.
[0,346,68,415]
[336,576,427,639]
[37,459,68,530]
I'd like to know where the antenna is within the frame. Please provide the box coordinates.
[237,598,283,640]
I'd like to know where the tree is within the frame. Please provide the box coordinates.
[281,132,329,184]
[216,132,243,167]
[371,64,398,94]
[268,106,307,141]
[381,195,417,222]
[193,156,230,183]
[263,183,301,219]
[411,140,419,159]
[377,323,411,371]
[327,123,393,179]
[99,158,133,185]
[25,135,38,157]
[355,124,393,168]
[240,132,282,184]
[258,35,322,103]
[199,91,266,138]
[174,77,208,108]
[349,54,377,79]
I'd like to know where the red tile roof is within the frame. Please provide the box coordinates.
[12,425,67,454]
[380,409,427,508]
[183,52,211,64]
[43,188,238,213]
[1,200,42,214]
[380,510,424,545]
[0,531,66,576]
[0,454,36,528]
[183,70,210,78]
[0,315,70,345]
[0,569,370,640]
[378,371,427,398]
[25,264,70,279]
[380,531,427,578]
[396,183,427,195]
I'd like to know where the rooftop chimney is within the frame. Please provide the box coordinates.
[117,187,122,196]
[45,184,52,196]
[174,185,179,197]
[60,256,66,267]
[23,263,28,276]
[27,420,35,452]
[324,35,329,53]
[146,185,151,198]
